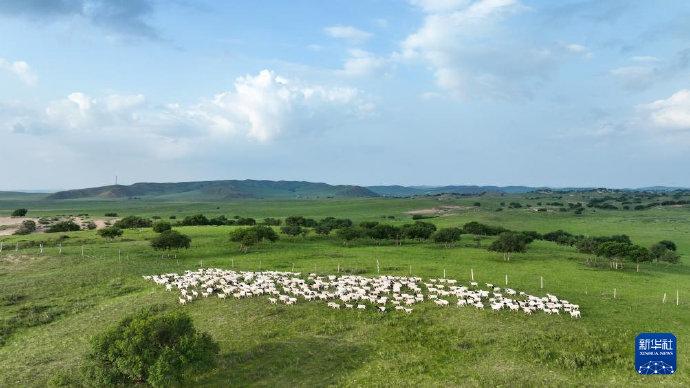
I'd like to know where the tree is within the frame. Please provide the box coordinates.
[366,224,401,244]
[280,225,304,237]
[14,220,36,235]
[83,308,219,387]
[84,221,97,230]
[657,240,677,251]
[152,221,172,233]
[114,216,152,229]
[432,227,462,247]
[650,243,680,264]
[98,226,123,240]
[11,208,28,217]
[151,230,191,250]
[47,220,81,233]
[488,232,529,261]
[230,226,278,252]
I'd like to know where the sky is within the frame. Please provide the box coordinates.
[1,0,690,191]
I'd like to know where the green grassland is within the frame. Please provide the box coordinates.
[0,193,689,386]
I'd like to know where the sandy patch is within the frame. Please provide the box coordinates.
[0,216,111,236]
[406,205,477,216]
[0,217,39,236]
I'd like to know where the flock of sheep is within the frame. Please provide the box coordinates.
[144,268,581,318]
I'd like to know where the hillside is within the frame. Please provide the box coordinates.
[46,180,380,200]
[367,185,538,197]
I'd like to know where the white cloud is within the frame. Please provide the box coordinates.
[0,58,38,85]
[2,70,372,158]
[409,0,471,13]
[337,49,387,77]
[324,25,372,42]
[563,43,592,58]
[641,89,690,130]
[610,65,657,90]
[400,0,555,98]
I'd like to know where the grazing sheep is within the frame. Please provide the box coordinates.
[145,269,580,318]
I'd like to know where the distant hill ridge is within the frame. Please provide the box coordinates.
[47,180,380,200]
[32,180,690,200]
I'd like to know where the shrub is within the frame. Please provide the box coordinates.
[319,217,353,229]
[47,220,81,233]
[14,220,36,235]
[11,208,28,217]
[179,214,209,226]
[230,225,278,252]
[207,216,227,226]
[262,217,281,226]
[235,217,256,226]
[462,221,508,236]
[104,212,118,217]
[401,221,437,240]
[85,221,97,230]
[488,232,530,260]
[152,221,172,233]
[314,225,332,235]
[285,216,316,227]
[114,216,152,229]
[281,225,304,236]
[98,226,123,239]
[83,308,219,387]
[336,227,365,243]
[432,227,462,247]
[151,230,191,250]
[366,224,402,242]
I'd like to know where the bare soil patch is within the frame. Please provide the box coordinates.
[406,205,477,216]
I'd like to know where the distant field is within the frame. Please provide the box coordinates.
[0,193,688,386]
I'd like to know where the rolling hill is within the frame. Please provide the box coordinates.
[366,185,539,197]
[46,180,380,200]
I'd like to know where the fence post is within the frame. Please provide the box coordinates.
[663,293,667,304]
[376,259,380,274]
[471,268,474,281]
[540,276,544,289]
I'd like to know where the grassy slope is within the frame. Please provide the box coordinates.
[0,195,688,386]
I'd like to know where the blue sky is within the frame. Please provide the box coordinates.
[1,0,690,190]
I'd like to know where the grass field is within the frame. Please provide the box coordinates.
[0,194,688,386]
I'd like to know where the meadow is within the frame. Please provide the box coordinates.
[0,193,688,386]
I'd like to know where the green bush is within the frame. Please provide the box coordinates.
[11,208,28,217]
[98,226,123,239]
[104,212,118,217]
[431,227,462,246]
[46,220,81,233]
[114,215,152,229]
[151,230,191,250]
[152,221,172,233]
[14,220,36,235]
[83,308,219,386]
[179,214,209,226]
